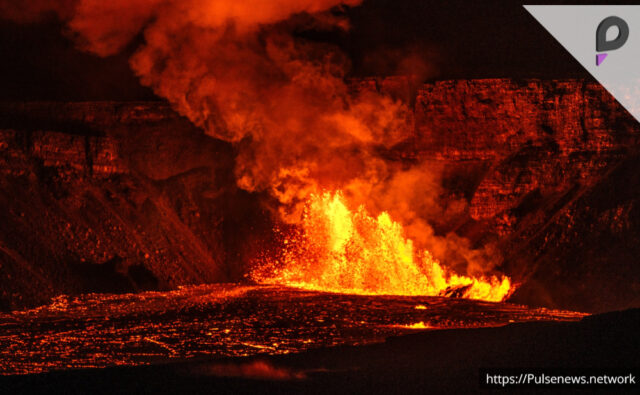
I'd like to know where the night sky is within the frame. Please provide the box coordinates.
[0,0,633,101]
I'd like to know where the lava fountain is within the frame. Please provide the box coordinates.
[252,191,514,302]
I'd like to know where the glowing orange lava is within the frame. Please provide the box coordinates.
[252,191,514,302]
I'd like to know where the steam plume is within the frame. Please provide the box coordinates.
[1,0,503,277]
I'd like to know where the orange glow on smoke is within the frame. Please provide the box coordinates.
[1,1,516,297]
[252,192,514,302]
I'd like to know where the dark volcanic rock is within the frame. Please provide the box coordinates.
[412,79,640,313]
[414,79,636,225]
[0,103,271,310]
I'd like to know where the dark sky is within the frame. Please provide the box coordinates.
[0,0,631,101]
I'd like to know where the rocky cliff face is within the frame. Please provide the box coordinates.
[0,103,270,310]
[412,79,640,312]
[414,79,636,227]
[1,78,639,313]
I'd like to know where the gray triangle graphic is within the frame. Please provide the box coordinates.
[525,5,640,125]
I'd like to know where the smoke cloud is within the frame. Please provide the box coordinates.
[1,0,502,276]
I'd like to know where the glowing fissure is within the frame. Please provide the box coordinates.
[252,192,514,302]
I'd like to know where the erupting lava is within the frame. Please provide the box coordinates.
[2,1,515,304]
[252,192,514,302]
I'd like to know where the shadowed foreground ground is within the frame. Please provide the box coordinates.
[2,308,638,394]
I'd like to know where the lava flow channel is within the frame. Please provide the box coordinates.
[251,191,514,302]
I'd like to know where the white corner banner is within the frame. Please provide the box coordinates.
[524,5,640,124]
